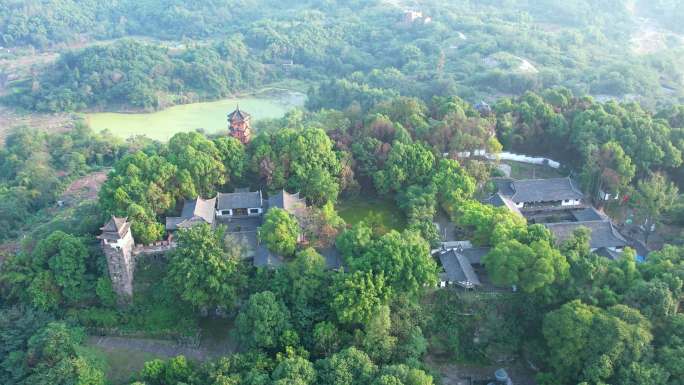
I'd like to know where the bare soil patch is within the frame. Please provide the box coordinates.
[0,106,75,144]
[61,171,109,203]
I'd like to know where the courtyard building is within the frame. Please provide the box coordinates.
[216,189,264,218]
[492,177,584,210]
[165,196,217,231]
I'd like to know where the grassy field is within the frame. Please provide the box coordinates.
[89,344,161,385]
[84,89,306,141]
[338,196,406,232]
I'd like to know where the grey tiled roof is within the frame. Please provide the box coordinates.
[217,190,262,210]
[268,190,306,215]
[544,220,628,249]
[165,217,185,231]
[506,177,583,203]
[98,216,130,240]
[439,249,481,286]
[460,247,490,264]
[166,196,216,230]
[254,244,284,268]
[181,197,216,223]
[571,207,607,222]
[595,247,624,261]
[486,192,522,216]
[101,216,127,233]
[320,246,345,270]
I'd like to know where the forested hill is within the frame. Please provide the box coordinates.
[3,0,684,112]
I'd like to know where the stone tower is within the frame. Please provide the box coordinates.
[98,216,136,302]
[228,105,252,144]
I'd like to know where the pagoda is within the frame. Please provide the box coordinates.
[227,105,252,144]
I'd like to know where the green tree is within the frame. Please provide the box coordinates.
[316,347,377,385]
[23,322,106,385]
[632,173,679,243]
[0,306,53,384]
[1,231,92,311]
[454,200,527,246]
[313,322,342,358]
[31,231,89,306]
[639,244,684,300]
[543,300,653,385]
[331,271,391,326]
[249,128,342,205]
[236,291,294,351]
[432,159,476,214]
[360,305,397,364]
[272,354,316,385]
[214,136,246,186]
[483,238,569,292]
[373,365,434,385]
[349,230,438,296]
[581,141,635,200]
[272,248,330,337]
[98,151,180,242]
[166,132,227,196]
[259,208,301,256]
[140,356,195,385]
[373,142,435,194]
[397,185,437,224]
[655,314,684,385]
[336,221,373,260]
[624,279,678,320]
[166,224,242,310]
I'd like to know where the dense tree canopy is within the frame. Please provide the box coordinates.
[2,2,684,383]
[340,225,438,297]
[249,128,343,205]
[484,236,569,293]
[235,291,295,352]
[0,231,96,311]
[166,224,243,310]
[331,271,391,326]
[11,38,267,111]
[495,90,684,187]
[259,208,301,257]
[543,300,655,385]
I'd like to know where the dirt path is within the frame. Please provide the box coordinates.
[88,336,211,361]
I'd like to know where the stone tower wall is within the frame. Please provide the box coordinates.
[102,230,136,302]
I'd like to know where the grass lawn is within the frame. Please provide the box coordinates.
[84,88,306,141]
[504,160,566,179]
[89,345,162,385]
[199,317,238,357]
[122,259,200,339]
[337,195,406,232]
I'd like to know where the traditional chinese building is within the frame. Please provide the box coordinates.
[228,105,252,144]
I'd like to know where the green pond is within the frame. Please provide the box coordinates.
[84,89,306,141]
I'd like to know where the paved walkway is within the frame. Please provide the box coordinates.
[88,336,211,361]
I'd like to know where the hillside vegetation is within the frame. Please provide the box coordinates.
[2,0,683,112]
[1,2,684,385]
